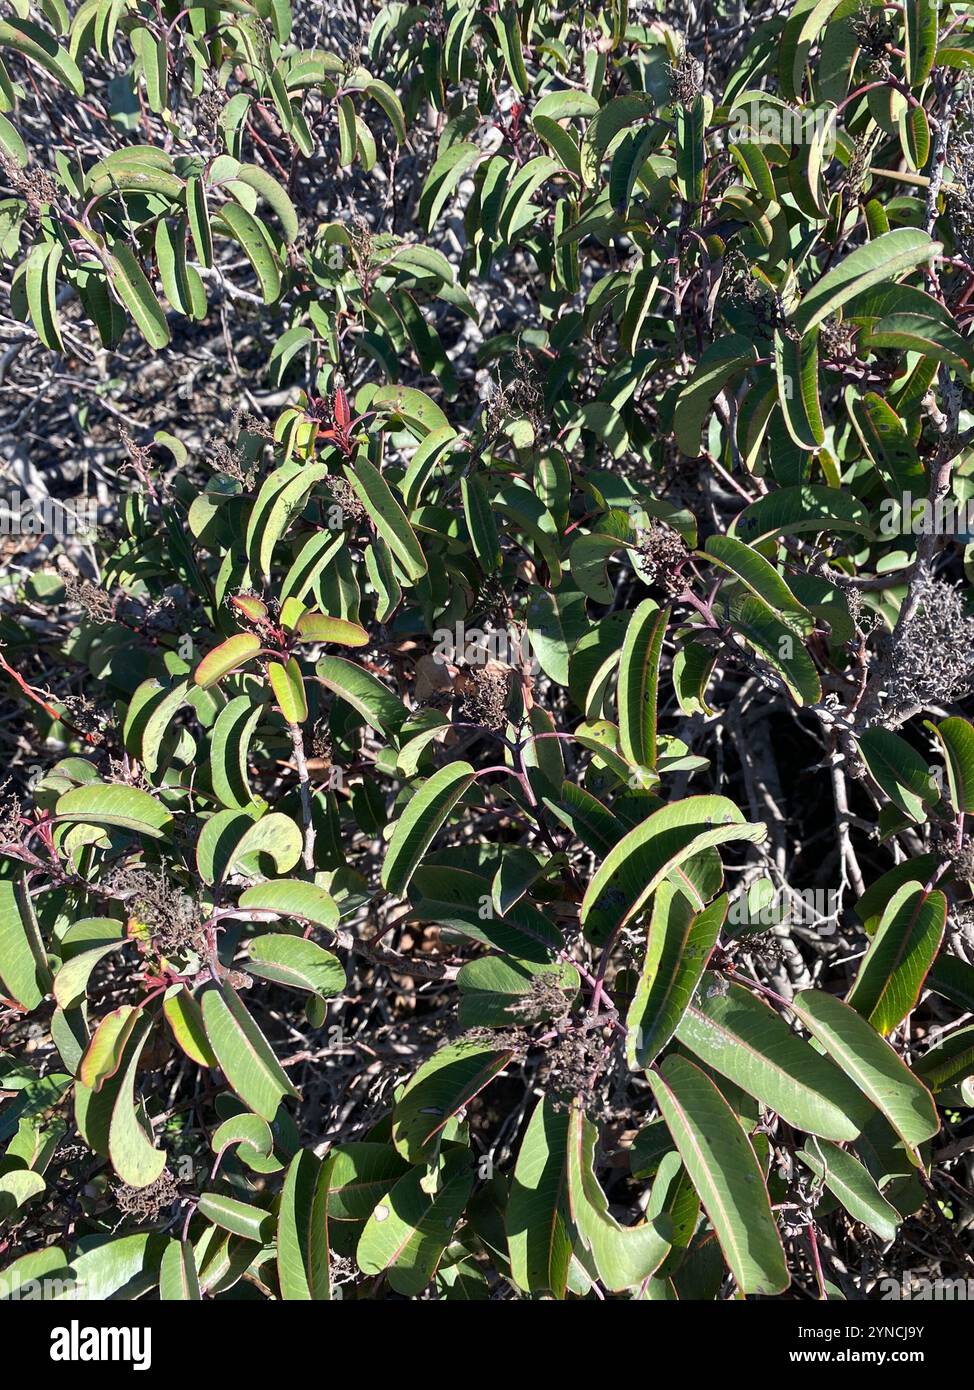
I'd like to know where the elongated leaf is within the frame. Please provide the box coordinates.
[237,878,338,931]
[79,1005,139,1091]
[214,202,281,302]
[626,885,725,1068]
[858,727,940,822]
[202,983,299,1121]
[56,784,173,838]
[617,601,667,769]
[799,1138,900,1241]
[197,1192,274,1243]
[381,761,476,896]
[159,1239,202,1301]
[108,1013,166,1188]
[581,795,765,944]
[163,986,217,1067]
[108,242,170,348]
[926,716,974,813]
[792,990,939,1150]
[507,1098,574,1298]
[247,934,345,997]
[673,336,756,456]
[315,655,409,734]
[343,455,427,582]
[648,1055,789,1296]
[793,229,939,335]
[705,535,809,618]
[846,883,946,1035]
[268,657,308,725]
[194,634,262,689]
[277,1149,330,1300]
[728,591,821,706]
[676,974,874,1140]
[0,878,50,1009]
[356,1150,473,1295]
[392,1041,512,1163]
[567,1105,670,1291]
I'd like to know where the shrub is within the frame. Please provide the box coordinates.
[0,0,973,1303]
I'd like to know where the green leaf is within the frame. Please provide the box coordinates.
[210,695,265,809]
[705,535,809,618]
[163,987,217,1067]
[457,954,578,1028]
[268,657,308,725]
[293,611,368,645]
[857,727,940,822]
[774,326,825,450]
[381,761,476,896]
[214,202,281,302]
[227,813,303,878]
[793,229,939,335]
[356,1150,473,1295]
[53,939,122,1010]
[461,473,501,574]
[155,218,205,320]
[567,1104,670,1291]
[322,1143,410,1227]
[581,795,765,945]
[846,883,947,1035]
[51,1233,166,1301]
[849,391,926,495]
[792,990,939,1150]
[778,0,846,101]
[193,633,262,689]
[799,1138,901,1242]
[733,484,872,543]
[626,885,726,1068]
[247,462,329,581]
[201,983,300,1121]
[498,155,564,243]
[0,17,84,95]
[159,1239,202,1301]
[197,1192,274,1243]
[237,878,339,932]
[343,455,427,582]
[392,1041,512,1163]
[648,1054,789,1296]
[408,865,562,961]
[315,655,409,735]
[617,600,668,769]
[79,1005,139,1091]
[926,716,974,813]
[107,242,170,348]
[0,877,50,1009]
[419,142,481,231]
[676,973,874,1140]
[56,783,174,838]
[675,91,707,200]
[277,1149,331,1300]
[235,162,299,243]
[580,93,656,186]
[727,591,821,706]
[247,934,345,998]
[25,240,64,352]
[186,174,212,267]
[507,1098,574,1298]
[905,0,938,84]
[108,1013,166,1188]
[673,336,756,456]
